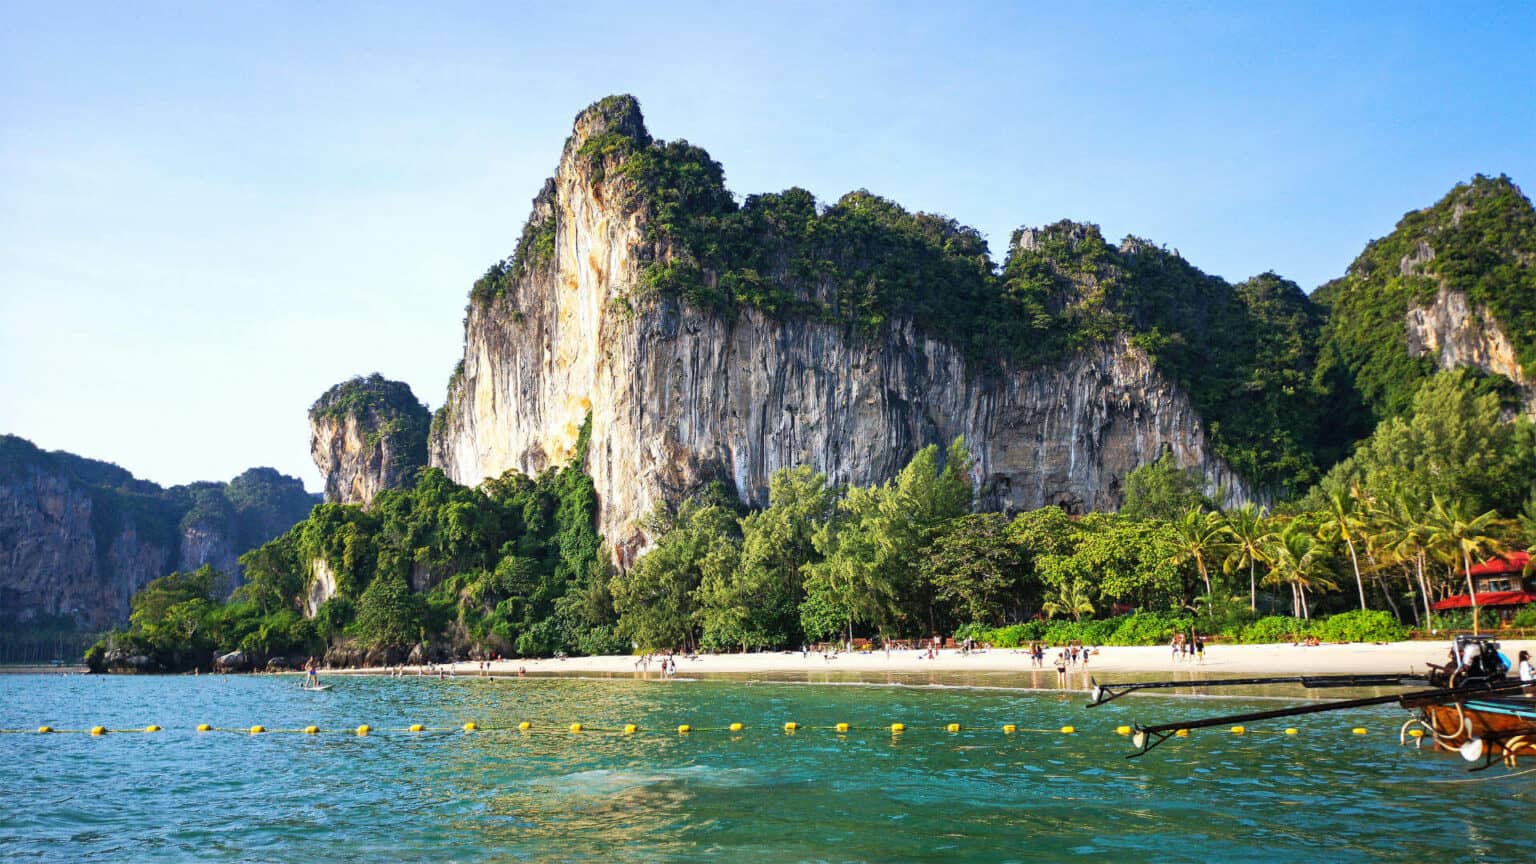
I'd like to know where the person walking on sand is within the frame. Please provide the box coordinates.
[1195,634,1205,664]
[1519,650,1534,697]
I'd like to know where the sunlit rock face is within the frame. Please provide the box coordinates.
[430,97,1249,562]
[310,375,431,507]
[1406,286,1534,414]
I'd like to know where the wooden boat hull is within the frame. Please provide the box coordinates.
[1416,697,1536,765]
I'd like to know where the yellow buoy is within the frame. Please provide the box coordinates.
[1408,729,1424,739]
[1175,729,1189,737]
[678,724,691,734]
[1116,725,1131,736]
[305,726,320,735]
[408,724,424,733]
[1352,727,1368,735]
[1003,724,1017,734]
[1230,726,1246,735]
[145,725,161,733]
[518,721,531,731]
[1285,728,1299,735]
[1060,726,1076,735]
[356,725,370,736]
[37,726,53,734]
[249,725,264,735]
[196,724,211,732]
[783,722,799,732]
[623,724,638,735]
[91,726,106,736]
[569,723,583,733]
[890,723,906,734]
[728,722,743,732]
[836,723,850,733]
[946,723,961,733]
[463,722,478,732]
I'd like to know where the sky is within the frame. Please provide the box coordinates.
[2,1,1533,493]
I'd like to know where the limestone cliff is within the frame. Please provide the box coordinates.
[0,435,317,631]
[1406,286,1535,413]
[429,97,1250,560]
[310,374,431,506]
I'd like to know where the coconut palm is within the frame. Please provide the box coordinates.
[1263,519,1337,619]
[1222,503,1271,611]
[1372,488,1436,628]
[1042,578,1095,622]
[1316,481,1369,611]
[1423,496,1506,635]
[1168,506,1230,598]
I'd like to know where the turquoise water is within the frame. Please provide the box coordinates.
[2,673,1533,862]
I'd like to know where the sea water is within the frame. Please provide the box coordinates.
[1,673,1532,862]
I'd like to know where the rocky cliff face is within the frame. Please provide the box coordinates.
[310,374,431,507]
[0,465,169,630]
[429,99,1249,561]
[0,435,317,629]
[1405,288,1534,414]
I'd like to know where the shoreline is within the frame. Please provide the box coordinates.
[322,638,1536,683]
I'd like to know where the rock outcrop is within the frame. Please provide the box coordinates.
[310,374,431,507]
[0,435,317,631]
[1406,287,1534,415]
[429,98,1250,561]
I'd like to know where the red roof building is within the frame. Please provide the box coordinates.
[1431,551,1535,614]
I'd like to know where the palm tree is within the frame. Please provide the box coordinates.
[1263,519,1338,619]
[1372,489,1436,628]
[1423,496,1506,635]
[1316,481,1369,611]
[1168,506,1230,598]
[1042,578,1095,622]
[1222,503,1271,612]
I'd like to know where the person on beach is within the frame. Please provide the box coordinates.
[1195,635,1205,663]
[1055,651,1068,685]
[1171,634,1182,662]
[1519,650,1534,697]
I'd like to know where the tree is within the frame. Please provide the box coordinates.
[1120,452,1206,521]
[612,498,738,652]
[696,467,836,651]
[1262,519,1336,619]
[1041,577,1095,622]
[1423,496,1506,635]
[1316,481,1369,611]
[1167,506,1230,598]
[1222,503,1272,611]
[923,513,1022,626]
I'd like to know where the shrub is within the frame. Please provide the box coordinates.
[1310,609,1409,643]
[1240,616,1314,644]
[1511,605,1536,628]
[978,622,1044,648]
[1107,611,1193,646]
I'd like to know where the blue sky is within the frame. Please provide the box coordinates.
[2,2,1533,492]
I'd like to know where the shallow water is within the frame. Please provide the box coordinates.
[2,674,1532,862]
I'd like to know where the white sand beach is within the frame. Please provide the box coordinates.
[341,638,1536,682]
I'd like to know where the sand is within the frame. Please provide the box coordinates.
[343,638,1536,682]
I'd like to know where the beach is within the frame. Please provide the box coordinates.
[333,638,1536,681]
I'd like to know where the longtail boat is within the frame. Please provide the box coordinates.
[1091,635,1536,771]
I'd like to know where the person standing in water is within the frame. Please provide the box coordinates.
[304,656,319,688]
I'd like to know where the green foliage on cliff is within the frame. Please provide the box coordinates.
[93,415,617,668]
[1315,174,1536,423]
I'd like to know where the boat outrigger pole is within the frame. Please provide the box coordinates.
[1087,673,1425,707]
[1126,678,1534,758]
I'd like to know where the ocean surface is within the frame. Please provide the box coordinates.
[2,672,1533,862]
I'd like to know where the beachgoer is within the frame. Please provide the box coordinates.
[1195,635,1205,663]
[1055,651,1068,686]
[1519,650,1534,697]
[1171,635,1181,662]
[304,656,319,689]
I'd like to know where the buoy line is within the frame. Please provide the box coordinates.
[3,722,1377,739]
